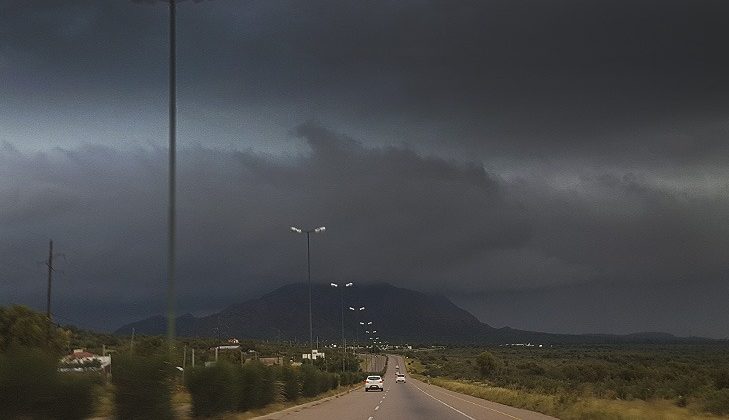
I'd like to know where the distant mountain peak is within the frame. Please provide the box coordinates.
[114,283,711,345]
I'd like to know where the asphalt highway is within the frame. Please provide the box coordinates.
[259,355,556,420]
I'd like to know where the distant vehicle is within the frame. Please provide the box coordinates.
[365,375,384,391]
[396,373,406,383]
[396,364,399,369]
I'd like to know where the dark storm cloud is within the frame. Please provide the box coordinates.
[172,0,729,163]
[0,123,527,328]
[4,1,729,162]
[3,1,729,336]
[2,124,728,335]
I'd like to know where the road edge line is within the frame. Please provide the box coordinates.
[424,383,523,420]
[412,382,477,420]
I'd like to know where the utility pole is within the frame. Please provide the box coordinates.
[46,240,54,321]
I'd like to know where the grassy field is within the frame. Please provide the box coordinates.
[402,344,729,419]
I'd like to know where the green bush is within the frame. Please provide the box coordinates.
[279,365,300,401]
[476,351,497,377]
[186,362,237,417]
[237,362,257,410]
[237,361,276,410]
[339,371,351,385]
[113,353,174,420]
[54,373,99,420]
[704,389,729,415]
[257,362,276,407]
[328,372,340,391]
[713,368,729,389]
[301,364,321,397]
[0,305,68,355]
[0,349,97,420]
[300,364,338,396]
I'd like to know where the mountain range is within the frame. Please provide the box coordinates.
[115,283,711,345]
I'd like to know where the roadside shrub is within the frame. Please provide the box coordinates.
[54,373,98,420]
[340,371,351,385]
[476,351,497,377]
[237,361,276,410]
[185,362,237,417]
[517,361,546,375]
[328,372,340,391]
[257,362,277,407]
[713,368,729,389]
[237,362,258,410]
[113,353,174,420]
[301,364,322,397]
[704,389,729,415]
[0,349,97,420]
[279,365,300,401]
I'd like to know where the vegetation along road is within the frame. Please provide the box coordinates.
[258,355,555,420]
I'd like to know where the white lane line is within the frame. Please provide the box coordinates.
[368,417,373,420]
[427,384,522,420]
[375,405,380,410]
[412,382,476,420]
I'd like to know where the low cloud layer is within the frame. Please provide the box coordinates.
[2,124,728,336]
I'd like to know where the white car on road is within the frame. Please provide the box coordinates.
[396,373,406,383]
[365,375,384,391]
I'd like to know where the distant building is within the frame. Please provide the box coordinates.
[302,349,325,360]
[60,349,111,373]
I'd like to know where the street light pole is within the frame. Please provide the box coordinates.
[290,226,325,360]
[330,282,353,372]
[350,306,365,354]
[360,321,372,351]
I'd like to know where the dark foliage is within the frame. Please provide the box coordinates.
[0,349,98,419]
[113,353,174,420]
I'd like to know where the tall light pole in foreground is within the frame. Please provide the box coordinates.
[330,282,353,372]
[166,0,178,354]
[290,226,326,359]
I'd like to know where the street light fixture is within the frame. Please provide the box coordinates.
[349,306,365,353]
[290,225,326,359]
[330,281,353,371]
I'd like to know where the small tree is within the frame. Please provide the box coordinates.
[0,305,68,355]
[476,351,497,377]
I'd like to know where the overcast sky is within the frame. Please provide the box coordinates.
[2,0,729,338]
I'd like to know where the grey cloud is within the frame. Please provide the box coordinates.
[4,1,729,164]
[2,123,728,337]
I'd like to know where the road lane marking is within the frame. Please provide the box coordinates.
[426,384,522,420]
[368,417,373,420]
[375,405,380,410]
[412,383,476,420]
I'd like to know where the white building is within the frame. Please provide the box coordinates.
[302,349,325,360]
